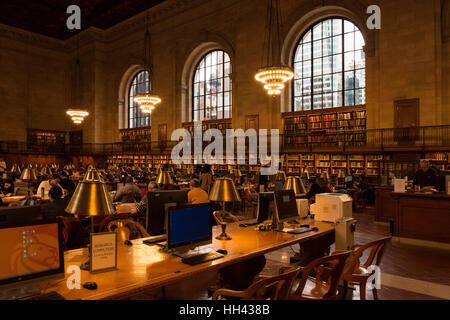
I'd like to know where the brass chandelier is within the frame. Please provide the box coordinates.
[133,13,161,113]
[255,0,294,95]
[66,37,89,125]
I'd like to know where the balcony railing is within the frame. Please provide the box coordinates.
[1,125,450,156]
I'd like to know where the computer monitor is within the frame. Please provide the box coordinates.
[146,190,188,236]
[274,180,284,192]
[0,206,42,227]
[166,203,212,255]
[256,192,275,223]
[273,190,299,225]
[0,219,65,299]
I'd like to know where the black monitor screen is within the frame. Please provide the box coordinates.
[274,190,298,222]
[167,204,212,250]
[146,190,188,236]
[257,192,275,223]
[0,206,42,227]
[0,219,64,287]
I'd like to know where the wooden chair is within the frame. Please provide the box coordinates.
[342,236,392,300]
[107,219,150,242]
[287,251,351,300]
[212,267,301,300]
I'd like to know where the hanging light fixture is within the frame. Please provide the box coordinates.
[66,36,89,125]
[255,0,294,95]
[134,12,161,114]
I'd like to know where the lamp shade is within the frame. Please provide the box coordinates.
[283,176,307,195]
[337,170,346,179]
[275,170,286,181]
[320,170,330,181]
[40,165,53,176]
[10,164,21,175]
[65,168,116,217]
[301,169,310,180]
[20,168,38,181]
[156,171,173,185]
[209,178,241,203]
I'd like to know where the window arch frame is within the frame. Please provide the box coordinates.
[128,69,151,129]
[291,16,366,112]
[191,49,232,122]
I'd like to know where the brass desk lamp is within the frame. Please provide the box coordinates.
[156,170,173,186]
[65,167,116,270]
[209,178,241,240]
[283,176,307,196]
[20,168,38,206]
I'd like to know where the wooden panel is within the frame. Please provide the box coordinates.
[245,114,259,131]
[45,220,334,300]
[394,99,419,145]
[375,187,398,223]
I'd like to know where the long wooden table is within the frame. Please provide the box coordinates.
[41,219,334,300]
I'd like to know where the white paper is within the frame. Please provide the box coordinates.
[91,232,117,272]
[394,178,406,193]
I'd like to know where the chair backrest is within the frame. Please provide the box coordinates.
[214,267,301,300]
[107,219,150,242]
[294,251,351,299]
[347,236,392,273]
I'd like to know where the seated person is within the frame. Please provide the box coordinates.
[36,174,63,198]
[136,181,160,216]
[114,176,142,203]
[413,159,438,191]
[0,180,15,197]
[318,178,332,193]
[59,171,76,197]
[187,179,209,204]
[306,177,323,202]
[41,186,71,220]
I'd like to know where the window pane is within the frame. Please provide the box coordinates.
[344,71,355,90]
[303,42,311,60]
[333,54,342,72]
[292,18,365,111]
[344,51,354,71]
[344,32,354,52]
[313,40,322,58]
[128,70,151,128]
[355,88,365,105]
[355,50,365,69]
[313,23,322,40]
[303,78,311,95]
[294,80,303,96]
[333,73,343,91]
[332,36,342,54]
[323,38,332,56]
[333,19,342,35]
[355,69,365,89]
[323,20,332,38]
[323,56,332,74]
[294,97,302,111]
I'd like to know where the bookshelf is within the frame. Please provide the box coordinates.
[282,105,366,149]
[27,128,66,152]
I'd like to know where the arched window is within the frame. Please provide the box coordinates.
[192,50,232,121]
[128,70,151,128]
[293,18,365,111]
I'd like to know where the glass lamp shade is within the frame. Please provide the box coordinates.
[156,171,173,186]
[283,176,307,195]
[65,168,115,217]
[20,168,38,181]
[209,178,241,203]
